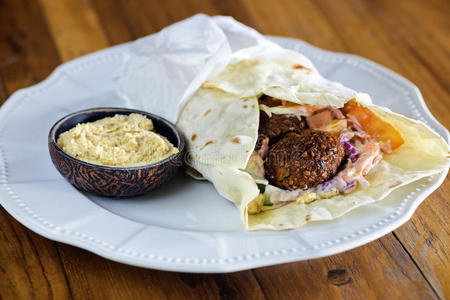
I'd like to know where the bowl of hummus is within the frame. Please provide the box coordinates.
[48,107,185,197]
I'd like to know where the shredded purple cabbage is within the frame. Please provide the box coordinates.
[343,141,359,162]
[316,176,357,194]
[339,130,360,162]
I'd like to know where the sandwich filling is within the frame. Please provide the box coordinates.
[246,96,404,214]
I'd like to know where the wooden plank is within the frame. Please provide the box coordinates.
[0,208,72,299]
[241,0,348,51]
[361,0,449,126]
[89,0,136,44]
[0,1,73,298]
[393,183,450,299]
[0,75,7,105]
[91,0,223,43]
[38,0,109,61]
[253,234,438,299]
[54,243,265,300]
[365,0,450,93]
[0,0,60,94]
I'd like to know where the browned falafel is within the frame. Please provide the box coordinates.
[258,95,283,107]
[258,111,307,143]
[265,130,345,190]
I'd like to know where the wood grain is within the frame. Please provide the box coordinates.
[0,0,60,94]
[0,0,449,299]
[55,243,265,300]
[0,1,71,299]
[253,235,438,299]
[393,183,450,299]
[38,0,109,61]
[0,209,71,299]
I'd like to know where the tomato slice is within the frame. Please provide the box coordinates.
[342,100,404,152]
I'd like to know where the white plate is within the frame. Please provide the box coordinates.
[0,37,448,273]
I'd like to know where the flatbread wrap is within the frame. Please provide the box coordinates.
[177,56,449,230]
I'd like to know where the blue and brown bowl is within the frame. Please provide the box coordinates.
[48,107,185,198]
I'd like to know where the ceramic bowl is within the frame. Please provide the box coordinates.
[48,107,185,197]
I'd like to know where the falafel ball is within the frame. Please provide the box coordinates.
[265,130,345,190]
[259,111,307,143]
[259,95,283,107]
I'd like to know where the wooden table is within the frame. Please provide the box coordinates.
[0,0,448,299]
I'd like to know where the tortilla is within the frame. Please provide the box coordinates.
[177,57,449,230]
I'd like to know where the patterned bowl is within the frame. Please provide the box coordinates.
[48,107,185,197]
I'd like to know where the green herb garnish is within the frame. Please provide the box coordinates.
[257,183,266,193]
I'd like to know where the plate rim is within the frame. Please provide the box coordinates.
[0,36,448,273]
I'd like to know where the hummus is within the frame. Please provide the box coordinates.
[57,113,179,167]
